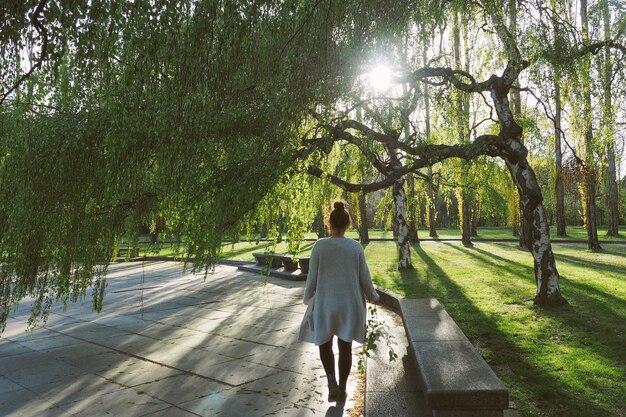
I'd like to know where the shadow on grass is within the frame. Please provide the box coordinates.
[401,243,616,417]
[555,252,626,274]
[440,242,625,378]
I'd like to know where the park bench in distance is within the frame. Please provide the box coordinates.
[376,291,509,417]
[239,253,310,280]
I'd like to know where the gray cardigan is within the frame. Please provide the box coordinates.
[298,237,379,345]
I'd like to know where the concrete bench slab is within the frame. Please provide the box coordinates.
[410,340,508,413]
[376,291,509,417]
[400,299,468,343]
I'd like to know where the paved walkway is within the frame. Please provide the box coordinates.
[365,308,431,417]
[0,262,361,417]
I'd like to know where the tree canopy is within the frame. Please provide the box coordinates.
[1,0,624,329]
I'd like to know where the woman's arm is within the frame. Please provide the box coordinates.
[302,243,319,305]
[358,249,380,302]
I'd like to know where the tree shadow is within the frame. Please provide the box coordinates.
[439,242,625,375]
[554,252,626,275]
[0,262,330,416]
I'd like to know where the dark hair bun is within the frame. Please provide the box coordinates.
[333,201,345,210]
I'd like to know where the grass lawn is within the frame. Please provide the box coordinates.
[131,225,625,258]
[301,226,626,241]
[220,239,626,417]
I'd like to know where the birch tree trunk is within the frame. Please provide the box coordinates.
[393,176,413,269]
[490,75,568,306]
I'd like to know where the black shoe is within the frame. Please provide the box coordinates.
[336,389,347,402]
[327,381,340,402]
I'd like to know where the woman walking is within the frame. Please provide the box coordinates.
[298,201,380,402]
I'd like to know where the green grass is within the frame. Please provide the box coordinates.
[221,239,626,417]
[295,225,626,241]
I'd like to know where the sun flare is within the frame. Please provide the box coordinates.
[367,65,392,91]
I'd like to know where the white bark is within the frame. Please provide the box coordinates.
[393,177,413,270]
[505,158,566,305]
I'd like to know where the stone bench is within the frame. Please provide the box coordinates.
[378,292,509,417]
[252,253,310,273]
[116,247,140,258]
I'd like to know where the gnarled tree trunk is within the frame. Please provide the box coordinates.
[491,81,567,306]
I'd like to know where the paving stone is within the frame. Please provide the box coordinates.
[142,406,200,417]
[0,263,365,417]
[242,345,319,370]
[139,323,204,341]
[0,351,57,373]
[141,344,235,371]
[60,387,170,417]
[7,361,89,389]
[169,332,233,350]
[0,376,22,394]
[43,341,112,361]
[367,346,420,392]
[237,370,319,404]
[97,358,182,387]
[30,373,125,406]
[14,333,85,351]
[0,340,34,358]
[366,391,432,417]
[184,356,277,386]
[134,373,230,405]
[0,389,70,417]
[365,306,433,417]
[265,405,330,416]
[65,350,132,373]
[180,390,289,417]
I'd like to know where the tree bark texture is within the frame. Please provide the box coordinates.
[427,168,439,238]
[393,177,413,269]
[554,75,566,236]
[580,0,601,250]
[315,210,326,239]
[460,192,473,246]
[601,0,619,237]
[423,45,438,239]
[606,145,619,236]
[490,76,567,305]
[358,192,369,243]
[406,174,420,244]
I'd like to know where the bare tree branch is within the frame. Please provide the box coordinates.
[0,0,49,106]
